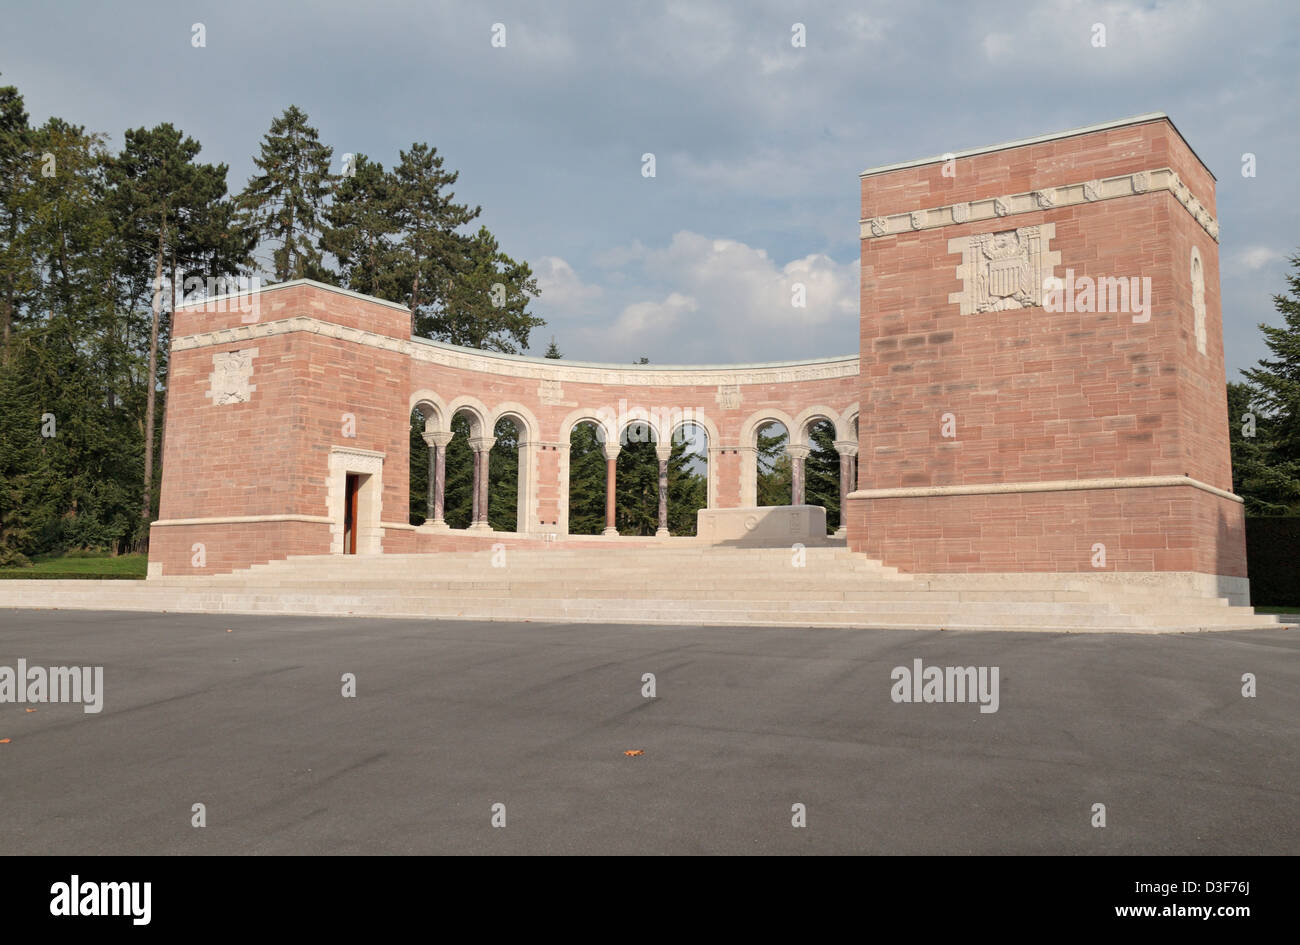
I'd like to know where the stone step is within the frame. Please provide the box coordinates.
[0,586,1278,632]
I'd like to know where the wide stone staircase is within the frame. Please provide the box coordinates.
[1,545,1283,633]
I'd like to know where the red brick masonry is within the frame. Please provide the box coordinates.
[151,114,1244,587]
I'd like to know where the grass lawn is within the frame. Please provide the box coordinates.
[1256,605,1300,614]
[0,552,148,580]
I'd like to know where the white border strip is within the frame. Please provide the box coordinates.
[849,475,1242,503]
[171,316,861,386]
[152,514,334,527]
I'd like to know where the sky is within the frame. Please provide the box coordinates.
[1,0,1297,376]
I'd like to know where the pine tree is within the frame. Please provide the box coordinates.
[615,424,659,535]
[425,226,540,353]
[805,419,841,532]
[392,142,478,317]
[320,153,400,298]
[443,413,474,529]
[109,123,232,536]
[488,417,520,531]
[237,106,334,282]
[0,78,34,361]
[666,426,707,536]
[544,337,562,359]
[567,422,607,535]
[1226,382,1296,514]
[1236,252,1300,514]
[755,424,791,506]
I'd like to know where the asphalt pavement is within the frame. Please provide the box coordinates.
[0,609,1295,854]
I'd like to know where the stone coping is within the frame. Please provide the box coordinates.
[849,475,1241,503]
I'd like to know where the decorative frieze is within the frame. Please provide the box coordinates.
[860,167,1219,242]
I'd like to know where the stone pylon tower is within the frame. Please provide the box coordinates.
[845,114,1248,602]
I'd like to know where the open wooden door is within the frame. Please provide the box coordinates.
[343,473,360,554]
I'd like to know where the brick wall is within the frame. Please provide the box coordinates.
[845,116,1243,577]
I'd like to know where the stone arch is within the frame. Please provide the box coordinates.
[1190,245,1207,356]
[791,404,844,445]
[408,389,450,433]
[557,409,617,536]
[739,408,796,508]
[672,411,719,511]
[445,395,492,438]
[491,401,540,447]
[490,402,541,534]
[617,415,662,449]
[558,408,617,450]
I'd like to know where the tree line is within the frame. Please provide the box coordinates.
[1229,252,1300,516]
[0,76,542,565]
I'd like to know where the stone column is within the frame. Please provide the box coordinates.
[469,435,495,531]
[786,444,811,506]
[602,442,620,536]
[833,440,858,539]
[738,444,758,507]
[421,431,454,529]
[655,442,673,538]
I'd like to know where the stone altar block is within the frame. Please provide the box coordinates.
[697,505,827,545]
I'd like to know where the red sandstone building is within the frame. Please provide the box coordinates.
[149,114,1249,607]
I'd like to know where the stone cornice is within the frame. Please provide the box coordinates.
[849,475,1241,503]
[860,167,1218,243]
[171,316,861,386]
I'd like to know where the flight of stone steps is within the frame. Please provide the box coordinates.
[0,546,1282,633]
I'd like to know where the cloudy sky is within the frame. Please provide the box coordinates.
[2,0,1297,375]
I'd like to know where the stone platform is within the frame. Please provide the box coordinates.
[0,544,1281,633]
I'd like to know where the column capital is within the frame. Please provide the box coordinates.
[601,442,621,462]
[833,440,859,457]
[785,444,811,461]
[423,431,454,448]
[655,444,673,462]
[469,435,497,453]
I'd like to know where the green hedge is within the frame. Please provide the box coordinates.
[0,571,145,581]
[1245,517,1300,606]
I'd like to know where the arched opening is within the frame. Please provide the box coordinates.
[410,408,430,525]
[615,421,660,536]
[444,410,476,529]
[489,416,521,532]
[670,421,708,536]
[805,418,840,534]
[567,420,606,535]
[755,420,791,506]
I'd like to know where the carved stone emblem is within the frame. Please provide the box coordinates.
[1131,171,1148,194]
[947,224,1060,317]
[1083,179,1102,202]
[951,202,968,223]
[539,379,565,405]
[870,217,888,237]
[993,197,1011,217]
[1034,189,1055,209]
[716,384,741,409]
[206,349,257,405]
[910,210,925,230]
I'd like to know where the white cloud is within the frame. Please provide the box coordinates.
[1234,246,1283,273]
[615,292,698,337]
[533,256,604,317]
[594,231,858,359]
